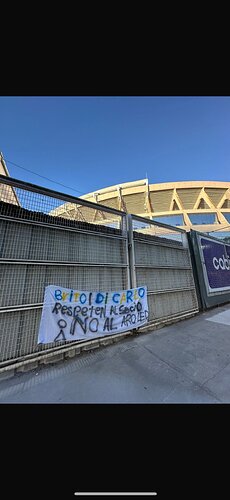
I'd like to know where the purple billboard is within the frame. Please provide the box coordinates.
[200,237,230,292]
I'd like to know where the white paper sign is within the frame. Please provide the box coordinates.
[38,285,149,344]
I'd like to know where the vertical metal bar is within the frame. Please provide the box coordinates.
[181,232,189,249]
[121,215,130,289]
[127,214,137,289]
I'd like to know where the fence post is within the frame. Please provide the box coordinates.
[127,214,137,289]
[181,231,189,249]
[121,214,131,289]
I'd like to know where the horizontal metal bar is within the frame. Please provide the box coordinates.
[131,213,186,233]
[146,287,196,295]
[74,494,157,497]
[0,259,128,267]
[135,264,192,270]
[0,214,127,240]
[0,303,43,313]
[133,237,185,250]
[0,174,126,217]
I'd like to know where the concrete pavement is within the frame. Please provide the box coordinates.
[1,303,230,403]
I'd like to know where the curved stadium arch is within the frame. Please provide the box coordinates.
[52,179,230,238]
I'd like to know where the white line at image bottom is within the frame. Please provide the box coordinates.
[74,493,157,496]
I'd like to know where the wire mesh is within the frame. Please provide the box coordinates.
[130,215,199,324]
[0,219,127,263]
[0,181,127,233]
[134,240,191,267]
[132,216,185,246]
[0,308,53,362]
[147,289,198,323]
[0,265,128,308]
[0,177,199,365]
[0,177,129,363]
[136,268,195,292]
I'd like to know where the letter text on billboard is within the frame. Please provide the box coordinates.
[200,236,230,293]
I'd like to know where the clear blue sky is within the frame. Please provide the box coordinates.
[0,96,229,197]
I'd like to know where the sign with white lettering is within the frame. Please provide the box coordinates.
[38,285,149,344]
[200,236,230,292]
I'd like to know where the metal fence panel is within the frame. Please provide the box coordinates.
[0,175,199,368]
[134,240,191,267]
[0,311,19,362]
[128,215,199,325]
[136,268,195,291]
[147,290,198,323]
[0,175,129,365]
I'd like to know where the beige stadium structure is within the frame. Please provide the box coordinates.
[1,152,230,235]
[0,153,19,205]
[52,178,230,235]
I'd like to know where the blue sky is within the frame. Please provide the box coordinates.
[0,96,229,197]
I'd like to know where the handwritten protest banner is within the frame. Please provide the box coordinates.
[38,285,149,344]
